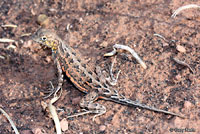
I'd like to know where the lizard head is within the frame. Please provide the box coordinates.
[32,29,60,51]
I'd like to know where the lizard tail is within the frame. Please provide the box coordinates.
[106,94,184,118]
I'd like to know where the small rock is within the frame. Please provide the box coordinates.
[60,118,68,131]
[163,42,169,47]
[37,14,50,27]
[173,74,182,83]
[175,74,182,80]
[99,41,108,47]
[184,101,192,109]
[176,45,186,53]
[99,125,106,132]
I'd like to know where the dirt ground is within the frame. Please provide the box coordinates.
[0,0,200,134]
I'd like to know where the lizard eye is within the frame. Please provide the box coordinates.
[41,36,47,41]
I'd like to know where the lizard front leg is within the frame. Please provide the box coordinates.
[44,59,64,98]
[68,91,106,121]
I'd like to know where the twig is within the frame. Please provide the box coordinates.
[172,4,200,18]
[0,38,15,43]
[104,44,147,69]
[20,33,32,37]
[153,33,168,42]
[48,90,63,134]
[0,55,5,59]
[1,24,17,28]
[173,57,194,73]
[0,108,20,134]
[7,44,16,49]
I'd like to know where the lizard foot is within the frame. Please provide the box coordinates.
[67,91,106,121]
[43,81,62,99]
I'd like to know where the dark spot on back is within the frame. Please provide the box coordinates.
[104,89,111,94]
[79,77,83,82]
[93,103,98,106]
[69,58,74,64]
[77,58,81,62]
[82,64,86,68]
[58,57,68,70]
[103,83,108,88]
[88,71,93,75]
[72,51,76,56]
[63,64,68,71]
[68,70,77,79]
[65,52,70,58]
[94,85,101,89]
[81,72,86,77]
[96,77,100,82]
[73,65,80,70]
[88,78,93,83]
[60,58,68,71]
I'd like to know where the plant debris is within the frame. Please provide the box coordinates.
[0,38,15,43]
[0,108,19,134]
[104,44,147,69]
[173,57,194,73]
[172,4,200,18]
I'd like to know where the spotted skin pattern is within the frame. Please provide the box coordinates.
[32,29,184,120]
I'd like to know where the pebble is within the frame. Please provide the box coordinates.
[163,42,169,47]
[184,101,192,109]
[99,41,108,47]
[37,14,50,27]
[60,118,68,131]
[176,45,186,53]
[175,74,182,80]
[99,125,106,132]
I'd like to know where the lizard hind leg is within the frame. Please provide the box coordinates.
[96,56,121,86]
[105,56,121,86]
[67,91,106,121]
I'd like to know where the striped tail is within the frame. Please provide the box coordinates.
[106,94,184,118]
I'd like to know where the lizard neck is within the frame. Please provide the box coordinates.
[52,50,59,59]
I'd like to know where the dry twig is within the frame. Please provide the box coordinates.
[173,57,194,73]
[172,4,200,18]
[1,24,17,28]
[0,38,15,43]
[48,90,63,134]
[0,108,19,134]
[104,44,147,69]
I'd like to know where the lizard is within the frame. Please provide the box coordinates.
[32,28,184,120]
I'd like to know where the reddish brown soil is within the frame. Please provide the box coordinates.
[0,0,200,134]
